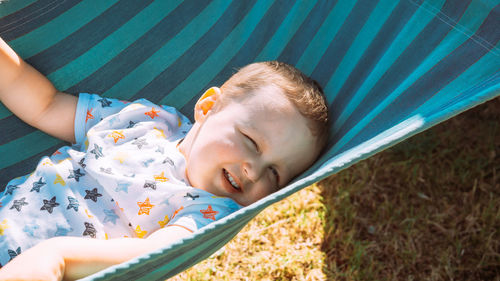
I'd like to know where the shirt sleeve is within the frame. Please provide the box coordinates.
[167,198,241,233]
[74,93,129,145]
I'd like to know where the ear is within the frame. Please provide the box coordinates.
[194,87,221,122]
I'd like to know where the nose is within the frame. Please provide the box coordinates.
[242,159,265,182]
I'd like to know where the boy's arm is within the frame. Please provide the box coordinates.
[0,37,77,143]
[0,226,193,280]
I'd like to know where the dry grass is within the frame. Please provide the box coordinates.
[170,97,499,281]
[171,184,327,281]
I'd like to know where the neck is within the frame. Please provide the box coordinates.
[178,122,200,160]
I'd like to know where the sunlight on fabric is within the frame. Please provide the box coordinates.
[322,114,425,172]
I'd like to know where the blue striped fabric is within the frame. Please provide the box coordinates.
[0,0,499,280]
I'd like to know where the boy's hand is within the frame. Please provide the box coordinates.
[0,239,65,280]
[0,37,77,143]
[0,226,192,280]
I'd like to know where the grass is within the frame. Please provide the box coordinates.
[170,97,499,281]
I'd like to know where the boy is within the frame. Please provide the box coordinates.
[0,37,328,280]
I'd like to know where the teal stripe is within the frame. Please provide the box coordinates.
[0,104,11,119]
[329,0,493,155]
[152,234,223,279]
[333,0,491,132]
[145,220,248,280]
[160,0,275,107]
[330,0,446,131]
[415,49,500,118]
[9,0,117,58]
[104,0,232,100]
[426,0,500,56]
[88,218,248,280]
[422,75,500,127]
[296,0,357,76]
[47,0,183,90]
[0,0,36,17]
[255,0,316,61]
[0,131,61,169]
[321,0,399,103]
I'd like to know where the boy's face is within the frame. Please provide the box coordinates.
[179,85,318,206]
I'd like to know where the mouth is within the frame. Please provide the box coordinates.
[223,168,241,192]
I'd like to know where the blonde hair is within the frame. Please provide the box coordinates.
[220,61,329,149]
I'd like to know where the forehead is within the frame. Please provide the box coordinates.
[236,85,297,115]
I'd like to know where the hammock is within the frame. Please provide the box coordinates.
[1,0,498,280]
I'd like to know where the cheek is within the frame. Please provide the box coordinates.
[250,181,276,202]
[193,131,241,164]
[207,126,244,154]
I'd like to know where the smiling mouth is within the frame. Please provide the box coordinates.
[223,169,241,191]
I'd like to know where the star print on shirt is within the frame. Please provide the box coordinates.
[90,143,104,159]
[54,223,73,236]
[113,151,129,164]
[137,198,154,215]
[143,180,157,190]
[127,120,137,128]
[184,193,199,200]
[155,146,165,154]
[200,205,218,221]
[30,177,46,192]
[78,158,86,168]
[98,97,112,107]
[68,169,85,182]
[154,172,168,182]
[158,215,170,228]
[162,157,175,166]
[100,167,113,174]
[0,219,9,236]
[83,222,97,238]
[23,222,39,237]
[103,209,119,224]
[115,181,130,193]
[8,247,21,261]
[142,159,154,167]
[40,196,59,214]
[108,131,125,143]
[132,138,147,149]
[153,127,166,138]
[5,185,19,195]
[145,107,160,119]
[134,225,147,238]
[85,209,94,218]
[86,109,94,122]
[53,174,66,186]
[10,197,28,212]
[84,188,102,202]
[67,196,79,211]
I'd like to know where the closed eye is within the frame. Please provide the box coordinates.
[270,166,280,188]
[242,132,259,152]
